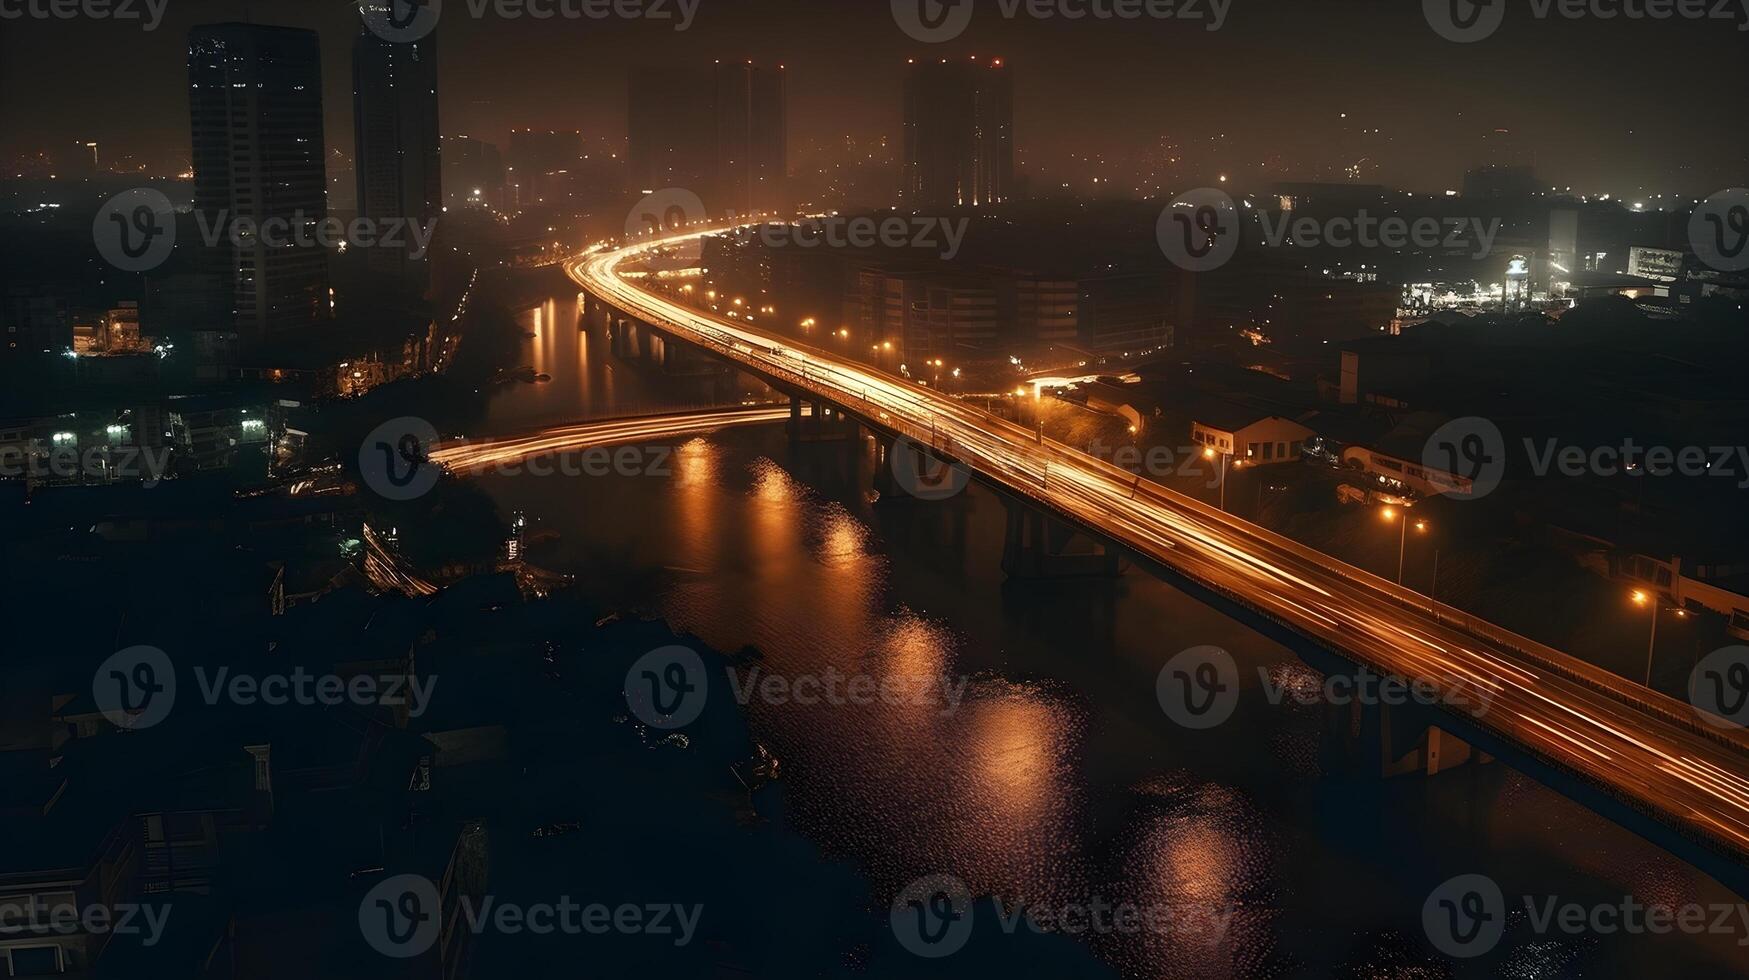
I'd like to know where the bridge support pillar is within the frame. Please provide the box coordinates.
[1000,496,1122,579]
[609,317,642,360]
[788,395,859,442]
[1348,699,1493,779]
[872,435,965,502]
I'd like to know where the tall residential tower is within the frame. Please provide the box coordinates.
[188,23,329,343]
[902,57,1013,209]
[353,6,441,297]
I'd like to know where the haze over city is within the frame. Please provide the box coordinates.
[2,1,1748,977]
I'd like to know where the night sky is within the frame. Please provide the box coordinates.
[3,0,1746,194]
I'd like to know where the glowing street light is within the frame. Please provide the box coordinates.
[1203,446,1232,511]
[1631,589,1688,686]
[1380,507,1428,585]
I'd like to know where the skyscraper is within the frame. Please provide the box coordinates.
[188,23,329,343]
[353,6,441,297]
[627,62,787,214]
[713,62,787,214]
[902,58,1013,209]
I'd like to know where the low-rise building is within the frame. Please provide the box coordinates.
[1189,400,1315,465]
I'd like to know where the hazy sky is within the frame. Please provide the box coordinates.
[3,0,1745,194]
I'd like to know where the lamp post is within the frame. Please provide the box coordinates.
[1380,507,1429,585]
[1631,589,1688,687]
[1202,447,1231,511]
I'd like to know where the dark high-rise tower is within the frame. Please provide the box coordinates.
[188,23,329,343]
[353,5,441,297]
[627,62,787,214]
[903,57,1013,209]
[713,62,787,214]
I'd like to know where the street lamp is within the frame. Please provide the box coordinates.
[1017,385,1044,444]
[1203,446,1230,511]
[1631,589,1689,687]
[1379,507,1428,585]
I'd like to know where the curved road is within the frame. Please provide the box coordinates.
[571,231,1749,867]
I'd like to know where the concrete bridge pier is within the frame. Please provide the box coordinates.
[607,316,730,378]
[1329,696,1493,779]
[788,395,860,443]
[608,316,642,360]
[1000,496,1123,579]
[871,434,973,504]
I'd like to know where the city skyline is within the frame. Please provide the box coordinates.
[3,0,1746,195]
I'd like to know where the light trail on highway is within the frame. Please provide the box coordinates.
[430,406,793,472]
[569,227,1749,869]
